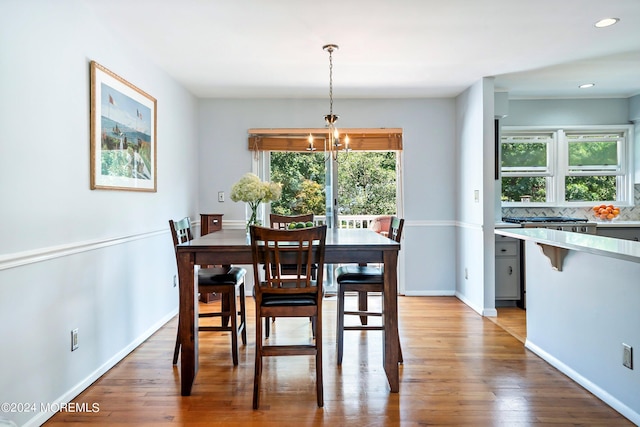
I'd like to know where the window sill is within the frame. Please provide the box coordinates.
[502,202,634,208]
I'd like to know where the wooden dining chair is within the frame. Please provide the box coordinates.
[335,216,404,365]
[270,213,314,230]
[266,213,317,337]
[169,217,247,366]
[250,224,327,409]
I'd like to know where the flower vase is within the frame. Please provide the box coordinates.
[245,202,262,233]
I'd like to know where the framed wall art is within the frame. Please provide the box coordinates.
[90,61,157,192]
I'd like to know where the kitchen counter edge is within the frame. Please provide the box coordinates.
[494,228,640,264]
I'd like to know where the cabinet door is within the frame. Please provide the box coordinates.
[496,241,518,256]
[495,257,520,300]
[597,227,640,241]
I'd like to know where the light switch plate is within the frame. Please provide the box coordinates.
[218,191,224,202]
[71,328,79,351]
[623,343,633,369]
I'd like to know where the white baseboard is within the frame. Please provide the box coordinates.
[525,339,640,425]
[454,291,483,315]
[403,290,456,296]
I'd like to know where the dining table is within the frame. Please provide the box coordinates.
[176,227,401,396]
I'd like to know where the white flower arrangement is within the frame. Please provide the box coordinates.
[230,173,282,229]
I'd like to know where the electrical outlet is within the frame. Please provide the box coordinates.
[218,191,225,202]
[71,328,79,351]
[464,268,469,280]
[623,343,633,369]
[474,190,479,203]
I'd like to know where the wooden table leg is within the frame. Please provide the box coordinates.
[178,251,198,396]
[383,250,400,392]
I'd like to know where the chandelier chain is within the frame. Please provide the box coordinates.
[328,47,333,118]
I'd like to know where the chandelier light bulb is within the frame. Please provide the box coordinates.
[307,133,316,151]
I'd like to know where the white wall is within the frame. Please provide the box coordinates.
[524,240,640,424]
[197,98,458,295]
[502,98,630,127]
[631,95,640,123]
[454,78,496,315]
[0,2,199,425]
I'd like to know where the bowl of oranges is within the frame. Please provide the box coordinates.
[592,204,620,221]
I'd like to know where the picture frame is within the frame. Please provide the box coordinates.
[90,61,157,192]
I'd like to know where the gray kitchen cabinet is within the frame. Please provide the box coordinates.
[597,227,640,241]
[495,234,521,300]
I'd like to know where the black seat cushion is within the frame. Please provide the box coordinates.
[335,265,383,285]
[261,293,317,306]
[199,266,246,284]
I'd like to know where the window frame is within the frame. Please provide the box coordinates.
[247,128,405,222]
[501,125,634,207]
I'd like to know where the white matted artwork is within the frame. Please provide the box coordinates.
[90,61,157,192]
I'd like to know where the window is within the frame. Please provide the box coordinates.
[501,132,554,203]
[248,128,403,222]
[270,151,326,216]
[501,125,634,205]
[565,132,622,202]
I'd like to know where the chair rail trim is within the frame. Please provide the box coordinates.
[0,229,166,271]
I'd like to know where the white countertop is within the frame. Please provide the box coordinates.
[495,227,640,264]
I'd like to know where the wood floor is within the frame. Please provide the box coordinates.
[45,296,633,426]
[489,306,527,344]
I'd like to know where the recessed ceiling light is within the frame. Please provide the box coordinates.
[579,83,595,89]
[595,18,620,28]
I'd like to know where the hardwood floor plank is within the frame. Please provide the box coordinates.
[489,307,528,344]
[43,296,633,426]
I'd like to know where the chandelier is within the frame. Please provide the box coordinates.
[307,44,350,161]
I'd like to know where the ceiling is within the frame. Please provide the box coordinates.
[84,0,640,99]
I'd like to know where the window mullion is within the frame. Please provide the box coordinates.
[549,130,561,204]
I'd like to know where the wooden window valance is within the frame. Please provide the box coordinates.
[248,128,403,152]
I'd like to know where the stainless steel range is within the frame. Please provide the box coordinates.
[502,216,597,234]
